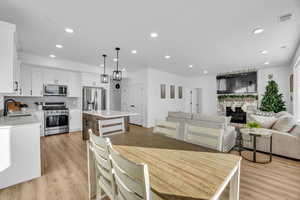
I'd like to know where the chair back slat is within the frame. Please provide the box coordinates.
[109,146,150,200]
[88,130,116,200]
[116,175,144,200]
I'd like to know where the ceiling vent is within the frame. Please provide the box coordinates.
[279,13,293,22]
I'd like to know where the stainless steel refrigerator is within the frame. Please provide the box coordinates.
[82,87,106,111]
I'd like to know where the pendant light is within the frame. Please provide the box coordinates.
[112,47,122,81]
[100,54,109,83]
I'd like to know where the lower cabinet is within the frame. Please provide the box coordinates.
[82,113,101,140]
[69,109,82,132]
[33,111,44,136]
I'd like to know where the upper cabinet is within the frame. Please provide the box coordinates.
[20,65,44,97]
[81,72,106,88]
[19,65,81,97]
[68,71,81,97]
[0,21,19,93]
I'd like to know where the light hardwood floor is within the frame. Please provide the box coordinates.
[1,125,300,200]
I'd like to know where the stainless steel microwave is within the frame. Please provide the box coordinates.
[43,84,68,96]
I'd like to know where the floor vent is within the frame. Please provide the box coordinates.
[279,13,293,22]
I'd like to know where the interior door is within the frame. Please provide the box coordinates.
[191,88,202,113]
[128,84,144,126]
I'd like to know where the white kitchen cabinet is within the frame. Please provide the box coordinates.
[13,60,21,95]
[81,72,102,87]
[20,65,32,96]
[43,68,57,85]
[31,67,44,96]
[0,122,41,189]
[69,109,82,132]
[68,72,81,97]
[57,70,69,85]
[20,65,44,97]
[33,111,44,136]
[43,68,69,85]
[0,21,19,93]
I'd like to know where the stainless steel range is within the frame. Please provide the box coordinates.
[43,102,69,136]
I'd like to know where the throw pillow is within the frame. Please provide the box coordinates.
[289,125,300,137]
[248,114,278,129]
[275,111,293,118]
[272,116,296,132]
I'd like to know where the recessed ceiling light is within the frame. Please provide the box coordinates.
[131,50,137,54]
[253,28,264,34]
[150,32,158,38]
[164,55,170,59]
[203,70,208,74]
[113,58,118,62]
[264,61,270,65]
[100,64,104,67]
[56,44,63,49]
[189,64,193,68]
[49,54,56,58]
[260,50,268,55]
[65,28,74,33]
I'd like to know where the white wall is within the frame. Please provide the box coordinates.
[122,69,148,127]
[186,75,218,115]
[146,68,187,127]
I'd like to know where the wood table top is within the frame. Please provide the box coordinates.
[240,128,272,137]
[113,144,241,200]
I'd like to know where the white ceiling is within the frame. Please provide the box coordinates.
[0,0,300,76]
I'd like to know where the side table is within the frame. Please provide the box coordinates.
[240,128,273,164]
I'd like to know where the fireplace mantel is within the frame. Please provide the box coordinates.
[217,94,258,116]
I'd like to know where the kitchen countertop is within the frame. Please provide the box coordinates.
[83,110,139,118]
[0,115,41,128]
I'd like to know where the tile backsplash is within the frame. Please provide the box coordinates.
[4,96,80,110]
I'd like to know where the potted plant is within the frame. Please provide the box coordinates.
[246,122,261,133]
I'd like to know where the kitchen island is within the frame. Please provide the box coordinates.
[82,110,138,140]
[0,115,41,189]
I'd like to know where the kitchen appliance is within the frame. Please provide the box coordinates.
[43,102,69,136]
[43,84,68,96]
[82,87,106,111]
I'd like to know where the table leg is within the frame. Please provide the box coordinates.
[270,135,272,162]
[230,160,241,200]
[87,142,96,200]
[253,135,257,162]
[124,116,130,132]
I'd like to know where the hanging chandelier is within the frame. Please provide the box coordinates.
[112,47,122,81]
[100,54,109,83]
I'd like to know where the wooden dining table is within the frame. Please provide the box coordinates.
[87,137,241,200]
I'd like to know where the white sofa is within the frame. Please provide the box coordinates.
[244,112,300,160]
[166,112,236,152]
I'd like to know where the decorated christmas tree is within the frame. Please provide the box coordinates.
[260,79,286,113]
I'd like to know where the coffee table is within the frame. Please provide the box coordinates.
[240,128,273,163]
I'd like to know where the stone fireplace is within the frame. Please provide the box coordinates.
[226,107,247,123]
[217,94,258,124]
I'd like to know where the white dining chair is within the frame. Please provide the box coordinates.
[98,118,125,137]
[89,130,116,200]
[109,146,151,200]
